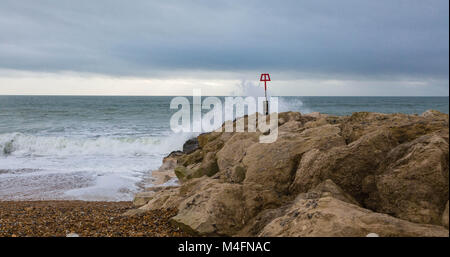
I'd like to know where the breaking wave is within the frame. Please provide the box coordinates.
[0,132,195,157]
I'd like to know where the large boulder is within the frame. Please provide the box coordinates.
[243,124,345,195]
[170,179,248,236]
[259,196,448,237]
[237,179,357,236]
[216,132,259,183]
[290,128,398,201]
[365,133,449,225]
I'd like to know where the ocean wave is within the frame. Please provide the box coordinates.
[0,132,195,157]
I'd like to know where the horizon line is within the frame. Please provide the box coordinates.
[0,94,448,97]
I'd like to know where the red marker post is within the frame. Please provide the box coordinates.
[260,73,271,115]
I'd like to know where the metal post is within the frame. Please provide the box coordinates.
[264,81,269,115]
[260,73,271,115]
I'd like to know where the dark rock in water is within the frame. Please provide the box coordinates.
[165,150,184,159]
[183,138,199,154]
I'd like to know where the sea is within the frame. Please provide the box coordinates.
[0,96,448,201]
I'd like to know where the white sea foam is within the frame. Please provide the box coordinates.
[0,132,192,157]
[0,131,195,201]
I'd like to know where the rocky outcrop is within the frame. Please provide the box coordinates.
[129,110,449,237]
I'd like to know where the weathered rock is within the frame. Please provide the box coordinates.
[290,128,397,201]
[366,133,449,225]
[179,149,203,166]
[133,191,156,207]
[421,109,450,121]
[298,179,360,206]
[159,156,178,172]
[183,137,199,154]
[244,124,345,195]
[443,201,449,228]
[197,152,220,177]
[174,164,211,183]
[198,132,225,153]
[164,150,184,160]
[150,169,176,185]
[236,205,289,236]
[216,132,259,182]
[339,111,448,144]
[171,179,248,236]
[259,197,449,237]
[140,186,182,211]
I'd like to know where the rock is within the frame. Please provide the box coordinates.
[197,152,219,177]
[216,132,259,182]
[243,124,345,195]
[183,138,199,154]
[290,128,398,201]
[121,208,146,217]
[179,149,203,166]
[174,151,219,183]
[236,205,290,236]
[421,110,449,121]
[171,179,247,236]
[366,133,449,225]
[174,166,189,182]
[443,201,449,228]
[133,191,156,207]
[303,112,322,118]
[159,157,177,172]
[198,132,225,153]
[366,233,379,237]
[66,233,79,237]
[174,165,207,183]
[231,165,246,183]
[140,186,182,211]
[259,197,449,237]
[298,179,360,206]
[150,169,176,185]
[164,150,184,160]
[144,185,179,192]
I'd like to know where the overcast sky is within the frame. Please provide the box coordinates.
[0,0,448,96]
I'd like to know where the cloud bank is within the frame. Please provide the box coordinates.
[0,0,448,95]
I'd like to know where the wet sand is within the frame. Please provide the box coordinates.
[0,201,189,237]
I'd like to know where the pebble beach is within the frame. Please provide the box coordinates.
[0,201,189,237]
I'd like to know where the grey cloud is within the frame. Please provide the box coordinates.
[0,0,448,79]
